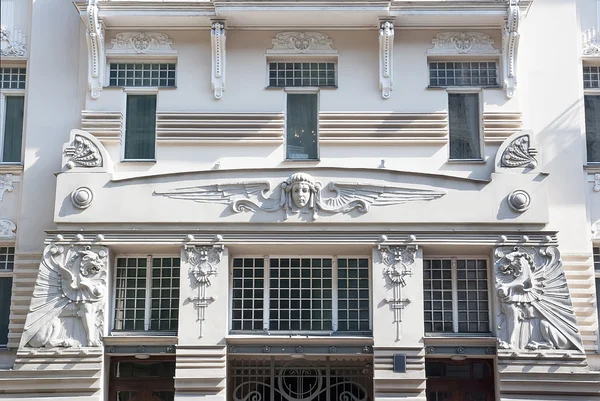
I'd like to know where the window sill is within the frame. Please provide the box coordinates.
[446,158,486,164]
[0,164,23,174]
[427,86,500,90]
[121,159,157,163]
[584,163,600,172]
[283,158,320,163]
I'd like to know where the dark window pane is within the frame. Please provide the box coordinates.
[586,95,600,162]
[3,96,24,162]
[286,93,318,160]
[125,95,156,160]
[0,277,12,346]
[449,93,481,160]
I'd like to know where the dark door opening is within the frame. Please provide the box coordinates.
[426,359,495,401]
[108,356,175,401]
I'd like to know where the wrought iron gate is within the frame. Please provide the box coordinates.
[229,357,373,401]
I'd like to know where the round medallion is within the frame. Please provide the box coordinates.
[71,187,94,209]
[508,189,531,212]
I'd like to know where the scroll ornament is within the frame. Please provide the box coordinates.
[494,246,584,352]
[64,134,103,168]
[500,134,538,169]
[155,172,446,221]
[22,245,108,348]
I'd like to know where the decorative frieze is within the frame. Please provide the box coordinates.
[155,172,446,221]
[107,32,176,55]
[378,245,416,341]
[21,245,108,348]
[84,0,105,99]
[502,0,521,98]
[184,244,224,338]
[0,218,16,239]
[211,21,226,99]
[379,21,394,99]
[494,246,584,352]
[0,173,14,204]
[427,32,500,55]
[267,32,336,55]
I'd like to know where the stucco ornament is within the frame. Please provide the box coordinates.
[0,173,14,204]
[494,246,584,352]
[1,25,26,57]
[108,32,176,54]
[501,134,538,168]
[71,187,94,209]
[379,21,394,98]
[154,172,446,221]
[268,32,335,54]
[64,134,103,168]
[427,32,500,55]
[507,189,530,212]
[211,21,226,99]
[378,245,416,341]
[184,244,223,337]
[22,245,108,348]
[583,28,600,56]
[84,0,105,99]
[502,0,521,98]
[0,218,16,239]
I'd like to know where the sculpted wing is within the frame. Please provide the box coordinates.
[322,182,445,212]
[531,247,584,352]
[154,182,271,204]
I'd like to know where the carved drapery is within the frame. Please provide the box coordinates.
[378,245,416,341]
[155,172,446,221]
[184,244,223,337]
[379,21,394,99]
[494,246,583,352]
[502,0,520,98]
[21,244,108,348]
[211,21,226,99]
[84,0,105,99]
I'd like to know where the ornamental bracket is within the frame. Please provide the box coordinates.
[211,21,226,99]
[84,0,105,99]
[379,20,394,99]
[502,0,521,98]
[378,245,417,341]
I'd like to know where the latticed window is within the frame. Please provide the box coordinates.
[113,256,180,332]
[423,257,490,333]
[584,65,600,89]
[268,62,336,87]
[429,62,498,87]
[231,256,370,333]
[108,63,176,87]
[0,68,26,90]
[229,357,373,401]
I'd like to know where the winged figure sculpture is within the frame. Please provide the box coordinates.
[155,172,446,220]
[495,246,584,352]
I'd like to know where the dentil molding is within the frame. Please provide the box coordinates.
[426,32,500,55]
[502,0,521,98]
[107,32,176,55]
[21,245,108,348]
[183,244,224,338]
[0,218,16,239]
[155,172,446,221]
[379,21,394,99]
[378,245,416,341]
[494,246,584,352]
[267,32,337,55]
[211,21,226,99]
[84,0,105,99]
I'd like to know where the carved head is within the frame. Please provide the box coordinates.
[78,249,106,278]
[283,173,319,209]
[497,250,534,279]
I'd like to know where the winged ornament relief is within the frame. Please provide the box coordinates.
[154,172,446,220]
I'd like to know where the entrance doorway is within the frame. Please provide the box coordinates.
[108,356,175,401]
[425,359,495,401]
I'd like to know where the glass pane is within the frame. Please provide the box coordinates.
[114,258,147,331]
[586,95,600,162]
[2,96,24,162]
[449,93,481,160]
[286,93,318,160]
[231,258,265,331]
[125,95,157,160]
[0,277,13,346]
[116,391,138,401]
[423,259,454,333]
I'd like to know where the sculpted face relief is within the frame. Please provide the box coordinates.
[291,182,311,208]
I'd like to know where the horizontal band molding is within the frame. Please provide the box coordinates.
[319,112,448,144]
[81,110,123,141]
[156,112,284,143]
[483,111,522,144]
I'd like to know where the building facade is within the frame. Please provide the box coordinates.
[0,0,600,400]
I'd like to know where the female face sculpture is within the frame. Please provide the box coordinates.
[291,181,311,208]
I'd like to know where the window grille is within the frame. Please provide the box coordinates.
[114,256,180,332]
[0,247,15,271]
[109,63,176,87]
[269,62,336,87]
[429,62,497,87]
[0,68,26,90]
[229,357,373,401]
[423,258,490,333]
[584,66,600,89]
[231,256,371,333]
[594,247,600,271]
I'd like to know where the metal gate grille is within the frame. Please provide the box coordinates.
[229,357,373,401]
